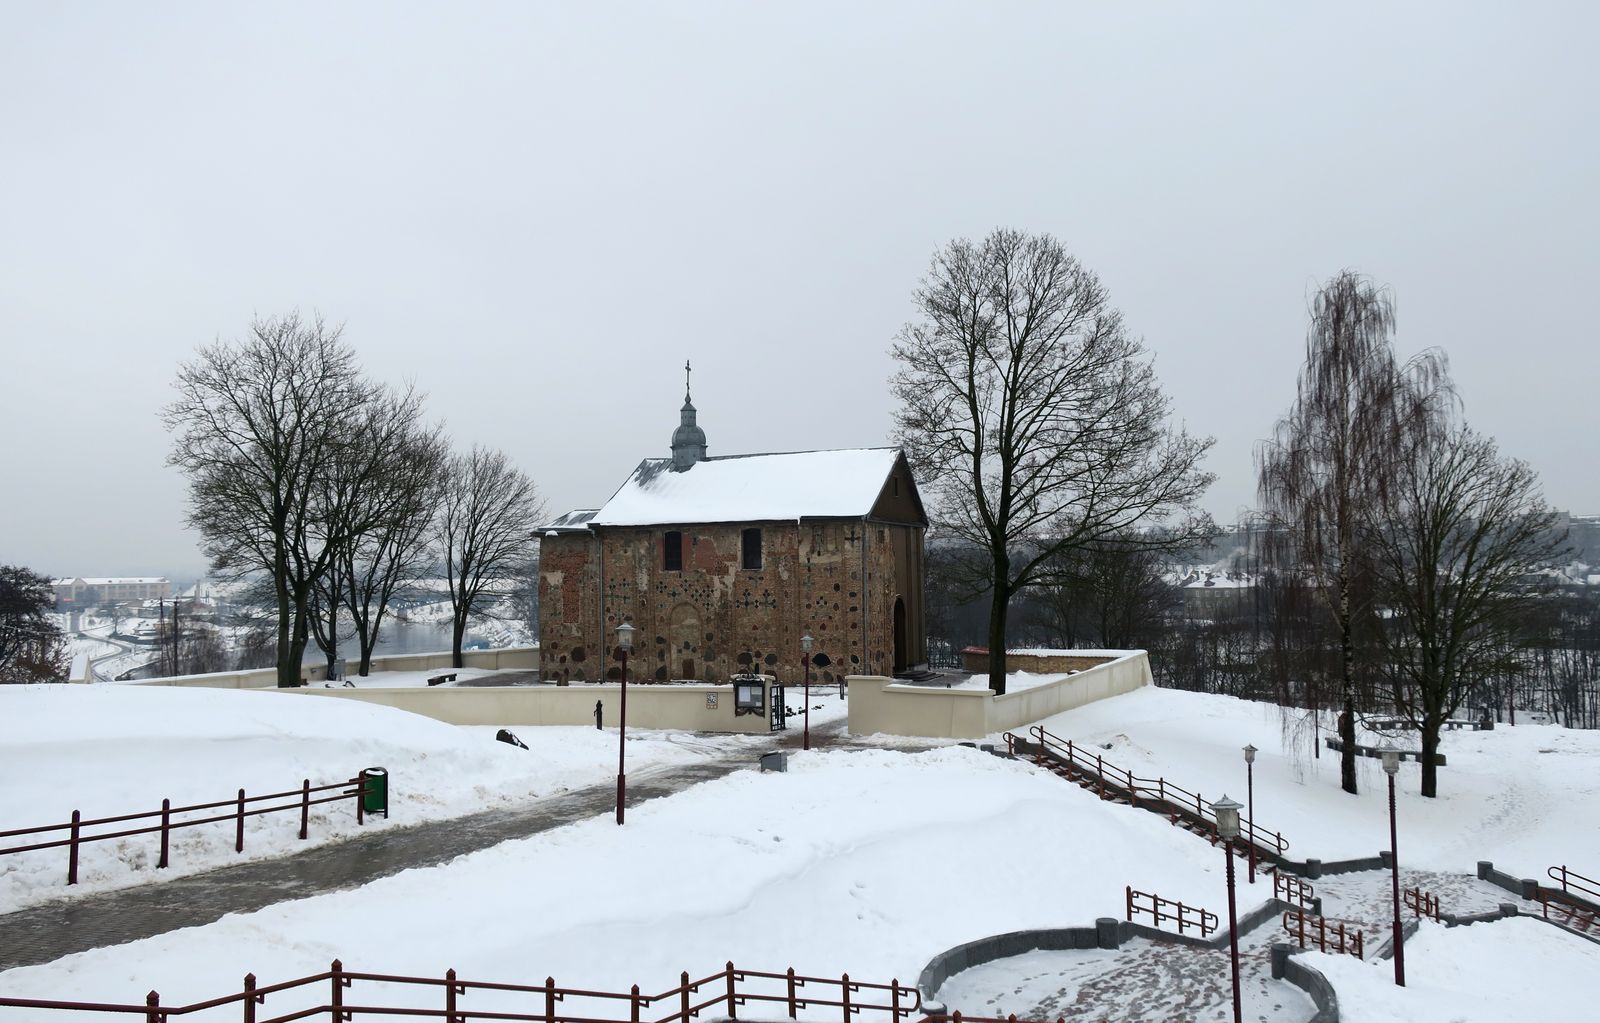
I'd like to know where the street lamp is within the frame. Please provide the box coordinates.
[1242,744,1258,884]
[801,632,814,751]
[614,621,635,826]
[1381,743,1405,986]
[1212,795,1244,1023]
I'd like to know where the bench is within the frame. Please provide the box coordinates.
[1363,716,1482,732]
[1325,735,1446,766]
[427,673,458,687]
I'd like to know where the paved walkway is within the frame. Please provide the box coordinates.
[935,869,1539,1023]
[0,755,748,972]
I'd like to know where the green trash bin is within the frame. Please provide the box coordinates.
[360,767,389,819]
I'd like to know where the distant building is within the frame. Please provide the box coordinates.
[538,370,928,685]
[52,577,172,607]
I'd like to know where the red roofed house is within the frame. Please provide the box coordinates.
[538,374,928,686]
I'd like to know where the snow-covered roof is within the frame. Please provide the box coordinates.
[588,448,903,527]
[542,509,599,532]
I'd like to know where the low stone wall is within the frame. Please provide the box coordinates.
[919,899,1299,1016]
[130,647,541,690]
[847,651,1151,740]
[273,678,779,733]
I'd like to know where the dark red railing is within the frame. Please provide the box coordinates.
[1403,886,1440,921]
[1273,872,1314,909]
[1126,886,1217,937]
[0,959,1030,1023]
[1006,726,1289,859]
[1547,865,1600,904]
[0,774,375,886]
[1281,909,1363,959]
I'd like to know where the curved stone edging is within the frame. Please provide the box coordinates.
[917,898,1297,1015]
[1268,944,1338,1022]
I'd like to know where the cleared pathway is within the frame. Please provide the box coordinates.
[0,755,747,972]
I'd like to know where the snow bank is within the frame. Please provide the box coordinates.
[1308,917,1600,1021]
[0,685,706,912]
[1022,687,1600,872]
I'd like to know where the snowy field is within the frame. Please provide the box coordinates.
[0,685,719,912]
[1021,686,1600,875]
[2,684,1596,1022]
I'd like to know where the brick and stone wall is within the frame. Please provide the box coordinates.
[539,519,924,686]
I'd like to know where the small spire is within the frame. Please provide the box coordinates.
[684,359,692,405]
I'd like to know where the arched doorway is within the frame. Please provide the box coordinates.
[669,603,701,681]
[892,597,908,674]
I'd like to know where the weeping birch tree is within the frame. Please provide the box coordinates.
[891,229,1215,694]
[1257,272,1451,794]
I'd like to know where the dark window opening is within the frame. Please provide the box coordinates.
[742,527,762,570]
[664,531,683,571]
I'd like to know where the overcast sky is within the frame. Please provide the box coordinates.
[2,2,1595,579]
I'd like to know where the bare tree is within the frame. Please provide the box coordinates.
[1257,271,1451,794]
[438,446,544,668]
[165,313,387,687]
[1025,536,1180,650]
[891,228,1214,693]
[1364,426,1566,795]
[340,422,448,675]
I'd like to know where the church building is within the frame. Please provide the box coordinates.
[538,372,928,687]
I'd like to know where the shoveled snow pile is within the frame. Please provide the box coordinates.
[1307,916,1600,1021]
[0,685,708,912]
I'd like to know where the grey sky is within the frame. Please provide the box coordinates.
[3,2,1596,578]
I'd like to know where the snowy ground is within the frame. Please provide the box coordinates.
[0,685,725,912]
[1015,686,1600,875]
[3,684,1596,1021]
[1308,916,1600,1022]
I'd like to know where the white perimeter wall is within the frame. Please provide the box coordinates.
[126,647,541,690]
[846,650,1152,740]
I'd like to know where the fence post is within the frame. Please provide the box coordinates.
[547,976,558,1023]
[725,960,737,1019]
[679,971,690,1023]
[301,780,311,840]
[356,778,364,826]
[786,968,797,1019]
[445,968,458,1023]
[631,984,642,1023]
[890,979,901,1022]
[159,799,170,869]
[331,959,344,1022]
[145,990,160,1023]
[243,973,257,1023]
[68,809,81,885]
[840,973,851,1023]
[235,789,245,853]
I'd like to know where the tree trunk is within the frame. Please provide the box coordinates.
[1419,725,1440,798]
[274,575,297,688]
[1338,582,1359,795]
[323,599,339,680]
[451,612,468,670]
[987,575,1009,696]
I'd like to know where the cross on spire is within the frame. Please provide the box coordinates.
[684,359,692,403]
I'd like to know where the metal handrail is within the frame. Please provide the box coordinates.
[1280,908,1364,959]
[0,960,949,1023]
[1548,865,1600,904]
[1015,726,1289,857]
[1402,886,1440,921]
[1126,885,1218,937]
[0,776,372,886]
[1273,872,1314,908]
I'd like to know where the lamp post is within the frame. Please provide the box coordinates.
[614,621,635,826]
[801,632,814,751]
[1212,795,1244,1023]
[1242,744,1258,884]
[1381,744,1405,986]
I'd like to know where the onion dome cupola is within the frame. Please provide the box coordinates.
[670,359,708,472]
